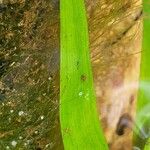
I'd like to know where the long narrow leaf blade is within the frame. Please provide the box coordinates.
[60,0,108,149]
[134,0,150,149]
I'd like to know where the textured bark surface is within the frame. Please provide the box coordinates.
[0,0,63,149]
[86,0,142,149]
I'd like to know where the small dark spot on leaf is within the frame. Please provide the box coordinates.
[76,61,79,69]
[81,74,87,81]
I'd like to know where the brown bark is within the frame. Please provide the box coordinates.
[86,0,142,149]
[0,0,63,149]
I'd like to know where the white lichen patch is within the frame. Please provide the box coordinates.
[26,140,31,144]
[19,136,23,140]
[24,142,27,146]
[45,144,49,148]
[10,62,15,67]
[6,146,10,149]
[48,76,52,80]
[10,110,14,113]
[43,93,46,96]
[11,141,17,147]
[40,115,44,120]
[18,21,23,27]
[18,111,24,116]
[34,130,38,134]
[8,118,11,122]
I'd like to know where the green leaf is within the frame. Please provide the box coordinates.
[144,138,150,150]
[134,0,150,149]
[60,0,108,149]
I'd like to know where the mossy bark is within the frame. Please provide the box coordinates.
[0,0,63,149]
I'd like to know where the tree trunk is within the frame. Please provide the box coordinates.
[0,0,63,149]
[86,0,142,149]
